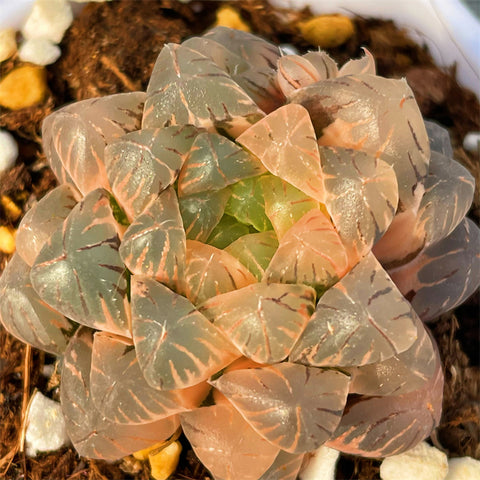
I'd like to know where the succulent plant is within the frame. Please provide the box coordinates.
[1,27,479,479]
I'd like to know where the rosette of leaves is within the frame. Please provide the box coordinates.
[1,27,479,479]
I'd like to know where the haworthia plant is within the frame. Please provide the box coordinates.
[1,26,479,480]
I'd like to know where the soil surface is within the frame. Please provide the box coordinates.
[0,1,478,479]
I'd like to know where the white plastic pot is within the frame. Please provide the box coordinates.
[0,0,36,30]
[271,0,480,97]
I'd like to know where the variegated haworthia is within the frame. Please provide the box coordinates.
[1,26,478,480]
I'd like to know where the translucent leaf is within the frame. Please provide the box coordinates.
[42,92,145,195]
[200,282,316,364]
[235,67,284,115]
[237,104,325,202]
[119,188,185,292]
[16,184,79,266]
[258,450,304,480]
[277,54,324,97]
[41,118,76,188]
[346,317,440,396]
[289,74,430,211]
[225,231,279,281]
[179,188,231,242]
[181,402,279,480]
[264,209,349,291]
[411,151,474,246]
[61,327,180,461]
[184,240,256,305]
[389,218,480,321]
[222,356,265,374]
[338,48,376,76]
[370,208,423,269]
[31,189,131,337]
[374,151,475,266]
[261,174,323,239]
[105,125,198,220]
[290,253,418,367]
[181,35,249,78]
[302,51,338,79]
[326,360,444,457]
[224,175,273,232]
[212,363,350,453]
[131,276,240,390]
[320,146,398,264]
[183,32,284,113]
[424,120,453,157]
[177,132,265,196]
[200,26,284,114]
[143,43,264,137]
[203,26,281,76]
[0,253,76,355]
[206,214,251,249]
[90,331,209,424]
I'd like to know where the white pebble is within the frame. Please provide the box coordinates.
[463,132,480,152]
[0,129,19,173]
[0,28,17,62]
[280,44,300,56]
[19,37,61,65]
[299,445,340,480]
[446,456,480,480]
[380,442,448,480]
[22,0,73,44]
[41,364,55,378]
[25,391,70,457]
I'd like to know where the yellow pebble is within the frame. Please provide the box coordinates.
[1,195,22,221]
[298,15,355,48]
[149,441,182,480]
[0,226,16,254]
[215,5,251,32]
[0,65,47,110]
[133,440,168,461]
[0,29,17,62]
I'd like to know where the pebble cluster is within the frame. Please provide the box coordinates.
[20,0,72,64]
[380,442,480,480]
[0,0,76,175]
[0,0,112,253]
[0,0,78,65]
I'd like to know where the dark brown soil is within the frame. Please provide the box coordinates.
[0,1,478,479]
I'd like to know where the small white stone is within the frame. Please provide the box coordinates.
[380,442,448,480]
[463,132,480,152]
[25,391,70,457]
[0,129,18,173]
[280,44,300,56]
[0,28,17,62]
[22,0,73,44]
[19,38,61,65]
[445,456,480,480]
[299,445,340,480]
[41,364,55,378]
